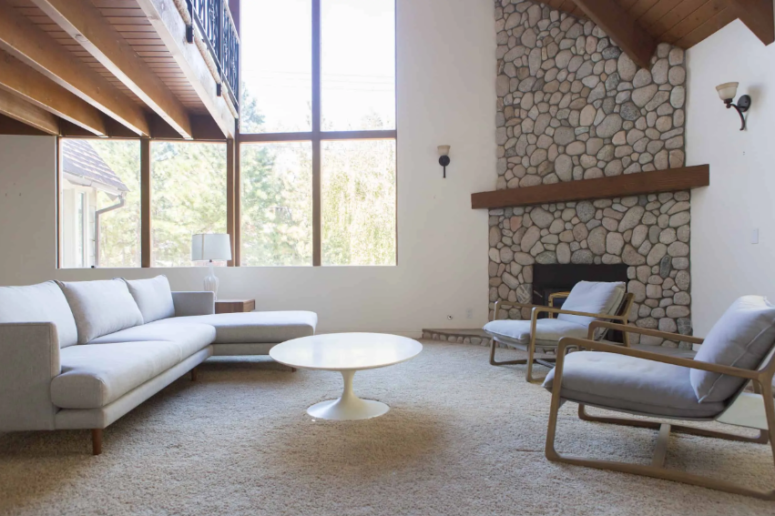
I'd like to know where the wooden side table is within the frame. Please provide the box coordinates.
[215,299,255,314]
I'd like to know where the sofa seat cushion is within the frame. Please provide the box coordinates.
[152,311,317,344]
[52,341,187,409]
[542,351,725,419]
[484,318,589,348]
[88,323,215,359]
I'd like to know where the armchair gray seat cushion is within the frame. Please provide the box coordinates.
[52,341,196,409]
[152,311,318,344]
[556,281,626,327]
[88,323,216,359]
[484,319,588,348]
[543,351,725,418]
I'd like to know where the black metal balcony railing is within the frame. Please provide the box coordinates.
[185,0,240,109]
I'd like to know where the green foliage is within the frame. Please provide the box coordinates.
[241,142,313,266]
[85,85,396,268]
[322,139,396,266]
[151,141,227,267]
[89,141,141,268]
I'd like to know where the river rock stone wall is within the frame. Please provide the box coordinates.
[491,0,691,347]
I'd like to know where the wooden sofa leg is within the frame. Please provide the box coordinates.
[92,429,102,456]
[291,367,297,372]
[190,367,198,381]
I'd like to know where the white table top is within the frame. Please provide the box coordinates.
[269,333,423,371]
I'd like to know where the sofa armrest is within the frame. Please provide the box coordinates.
[0,323,61,431]
[172,291,215,317]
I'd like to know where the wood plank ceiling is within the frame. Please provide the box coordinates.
[7,0,208,115]
[541,0,773,62]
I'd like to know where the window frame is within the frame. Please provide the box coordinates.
[237,0,397,267]
[56,135,235,270]
[55,0,396,270]
[57,135,146,269]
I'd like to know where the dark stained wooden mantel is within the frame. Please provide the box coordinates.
[471,165,709,210]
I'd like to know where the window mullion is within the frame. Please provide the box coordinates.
[312,0,322,266]
[141,137,151,268]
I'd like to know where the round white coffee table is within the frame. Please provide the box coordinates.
[269,333,423,421]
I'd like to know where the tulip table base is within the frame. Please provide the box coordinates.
[307,370,389,420]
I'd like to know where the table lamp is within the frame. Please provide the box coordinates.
[191,233,232,300]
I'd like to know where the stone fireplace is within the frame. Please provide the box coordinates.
[489,0,692,348]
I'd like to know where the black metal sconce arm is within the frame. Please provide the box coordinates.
[439,155,450,178]
[725,95,751,131]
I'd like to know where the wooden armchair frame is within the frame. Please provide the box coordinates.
[545,321,775,499]
[487,293,634,382]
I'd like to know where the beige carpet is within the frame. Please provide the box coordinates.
[1,341,773,515]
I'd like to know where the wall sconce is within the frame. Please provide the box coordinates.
[438,145,451,178]
[716,82,751,131]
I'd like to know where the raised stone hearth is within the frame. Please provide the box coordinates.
[491,0,691,348]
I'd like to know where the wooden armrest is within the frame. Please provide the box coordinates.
[492,301,630,324]
[532,306,628,322]
[587,321,704,344]
[491,300,547,321]
[548,291,571,308]
[555,337,759,381]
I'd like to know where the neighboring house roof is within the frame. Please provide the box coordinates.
[62,139,129,193]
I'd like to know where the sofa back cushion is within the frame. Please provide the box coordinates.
[557,281,626,327]
[57,279,144,344]
[0,281,78,348]
[124,276,175,324]
[691,296,775,403]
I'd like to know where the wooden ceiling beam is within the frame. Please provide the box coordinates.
[0,1,150,136]
[0,51,108,135]
[31,0,193,139]
[726,0,775,45]
[570,0,657,68]
[0,88,59,135]
[135,0,236,138]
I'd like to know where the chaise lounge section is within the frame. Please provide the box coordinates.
[0,276,317,455]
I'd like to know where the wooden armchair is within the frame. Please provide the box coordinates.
[483,281,634,382]
[543,296,775,499]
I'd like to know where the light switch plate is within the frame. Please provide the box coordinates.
[752,228,760,244]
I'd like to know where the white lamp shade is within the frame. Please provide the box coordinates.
[437,145,450,157]
[716,82,739,101]
[192,233,232,261]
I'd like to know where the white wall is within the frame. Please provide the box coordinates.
[0,0,496,336]
[686,19,775,335]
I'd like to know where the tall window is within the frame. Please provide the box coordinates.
[151,141,227,267]
[240,0,396,266]
[59,139,141,268]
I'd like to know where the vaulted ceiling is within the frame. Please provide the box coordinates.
[0,0,239,139]
[538,0,773,68]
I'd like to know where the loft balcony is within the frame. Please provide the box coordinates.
[0,0,240,139]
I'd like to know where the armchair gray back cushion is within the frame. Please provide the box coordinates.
[0,281,78,348]
[557,281,626,327]
[124,275,175,323]
[57,279,144,344]
[691,296,775,403]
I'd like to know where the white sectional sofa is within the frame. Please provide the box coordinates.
[0,276,317,454]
